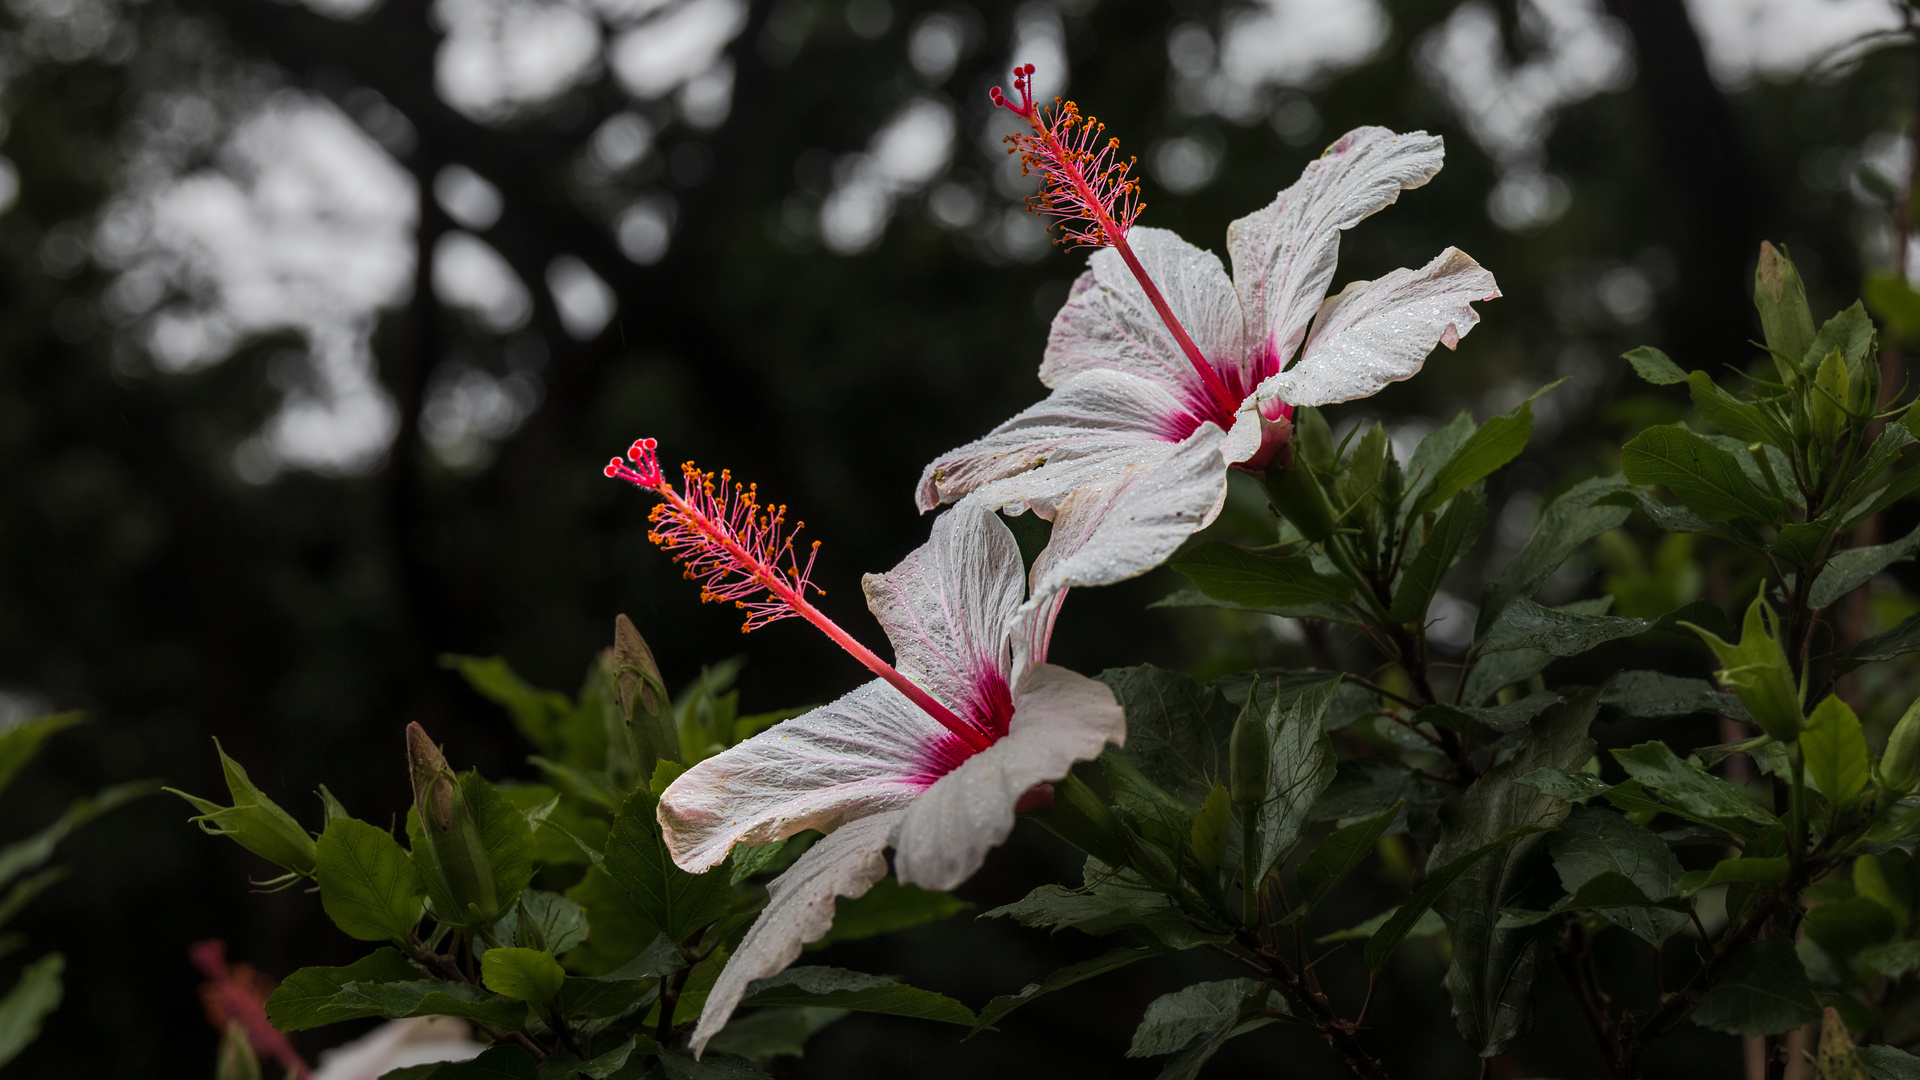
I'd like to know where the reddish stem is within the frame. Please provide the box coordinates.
[646,477,993,754]
[1001,74,1241,422]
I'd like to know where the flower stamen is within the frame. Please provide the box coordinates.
[991,63,1240,423]
[607,439,993,753]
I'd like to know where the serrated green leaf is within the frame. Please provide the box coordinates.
[1127,978,1274,1059]
[382,1044,539,1080]
[1189,784,1230,875]
[1250,679,1339,885]
[1862,1044,1920,1080]
[1549,806,1687,944]
[604,788,731,944]
[1516,768,1609,803]
[1478,597,1656,656]
[1310,758,1413,822]
[737,966,974,1026]
[1622,423,1782,523]
[1692,939,1820,1036]
[264,947,421,1031]
[1365,824,1551,972]
[1674,856,1790,896]
[1839,613,1920,673]
[1624,346,1688,384]
[1097,666,1240,804]
[706,1008,845,1064]
[314,818,422,942]
[1415,389,1549,516]
[1601,671,1749,721]
[1418,692,1564,735]
[1610,742,1776,830]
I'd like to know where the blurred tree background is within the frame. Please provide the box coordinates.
[0,0,1914,1073]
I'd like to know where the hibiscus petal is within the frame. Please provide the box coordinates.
[658,680,942,873]
[1020,424,1227,612]
[914,369,1186,515]
[1260,247,1499,408]
[891,664,1124,891]
[1227,127,1445,372]
[863,501,1024,724]
[688,811,899,1058]
[1039,227,1246,399]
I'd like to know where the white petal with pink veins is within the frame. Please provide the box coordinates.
[891,664,1124,891]
[658,679,942,873]
[863,502,1024,725]
[1023,424,1228,608]
[914,368,1188,515]
[689,811,899,1057]
[1227,127,1445,370]
[1040,227,1245,397]
[1260,247,1499,408]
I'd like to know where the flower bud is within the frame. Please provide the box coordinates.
[167,739,317,878]
[1229,690,1270,808]
[406,723,499,926]
[1812,347,1849,444]
[1883,698,1920,792]
[1683,591,1803,741]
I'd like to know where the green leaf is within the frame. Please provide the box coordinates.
[985,861,1227,950]
[1610,742,1777,829]
[167,739,316,876]
[1318,906,1445,943]
[264,947,421,1031]
[1188,784,1230,875]
[1310,758,1413,822]
[314,818,423,942]
[1689,375,1789,447]
[1478,598,1657,656]
[1861,1044,1920,1080]
[1515,768,1609,803]
[440,655,574,754]
[1624,346,1688,385]
[1811,522,1920,609]
[1401,412,1477,512]
[1754,241,1816,370]
[1548,806,1687,944]
[1418,692,1564,735]
[0,714,79,799]
[1364,824,1551,972]
[1803,695,1869,807]
[1601,671,1749,722]
[1690,938,1821,1036]
[500,890,589,955]
[0,782,152,892]
[1170,543,1352,611]
[465,773,535,922]
[1622,423,1782,523]
[1772,520,1833,567]
[1855,939,1920,979]
[737,966,975,1026]
[1423,687,1602,1055]
[1674,856,1790,896]
[1839,613,1920,673]
[1808,300,1876,369]
[328,978,527,1028]
[1866,272,1920,338]
[1126,978,1274,1059]
[807,877,968,950]
[1297,804,1400,907]
[1415,388,1550,516]
[1391,489,1485,622]
[1477,477,1632,637]
[970,945,1169,1034]
[1097,666,1239,804]
[1805,896,1897,959]
[707,1008,846,1064]
[604,788,732,943]
[0,953,60,1067]
[480,947,565,1005]
[1250,679,1339,885]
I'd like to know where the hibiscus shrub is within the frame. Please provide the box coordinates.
[179,69,1920,1080]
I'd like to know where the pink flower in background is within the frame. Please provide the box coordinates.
[605,444,1122,1056]
[191,939,311,1080]
[919,69,1500,604]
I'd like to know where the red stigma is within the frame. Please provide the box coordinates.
[603,438,821,633]
[988,63,1143,250]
